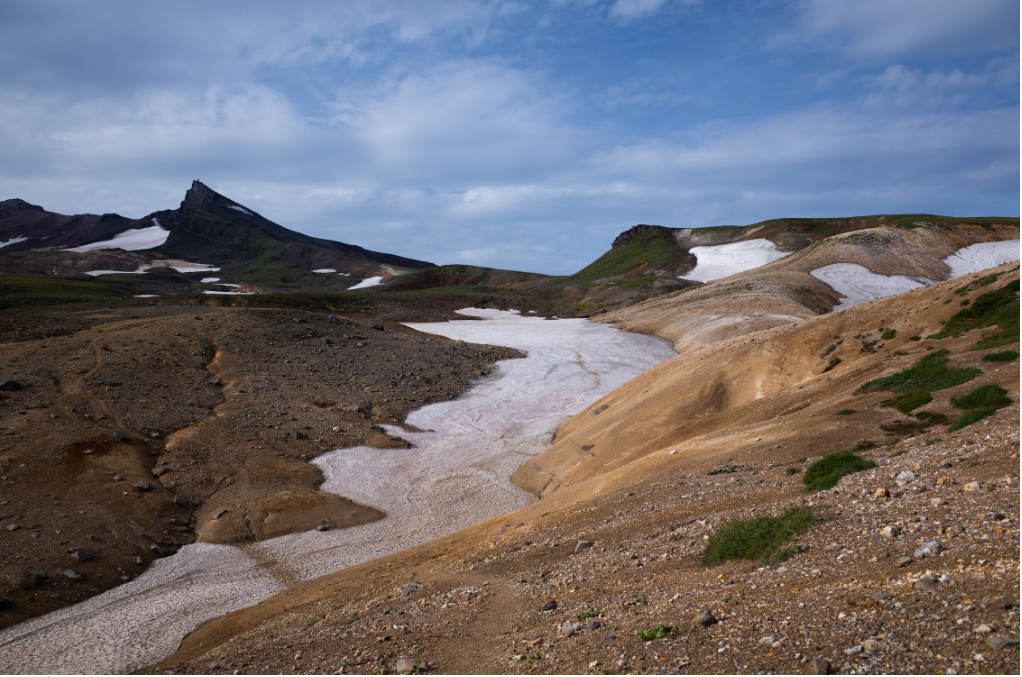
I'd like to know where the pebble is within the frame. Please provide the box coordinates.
[880,526,900,539]
[395,658,426,674]
[691,609,717,628]
[400,585,418,601]
[134,481,151,492]
[541,599,558,612]
[69,548,93,562]
[895,471,916,487]
[985,636,1020,651]
[810,657,831,674]
[896,556,914,568]
[914,575,939,591]
[61,569,82,581]
[574,540,594,553]
[11,571,37,590]
[962,481,981,492]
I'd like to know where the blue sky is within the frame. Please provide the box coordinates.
[0,0,1018,273]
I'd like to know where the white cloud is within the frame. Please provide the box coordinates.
[783,0,1019,58]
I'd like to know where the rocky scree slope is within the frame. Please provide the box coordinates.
[156,264,1018,675]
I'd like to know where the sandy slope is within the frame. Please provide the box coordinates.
[157,263,1018,675]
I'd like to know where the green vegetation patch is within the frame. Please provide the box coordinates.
[982,350,1019,362]
[881,389,932,414]
[836,409,856,416]
[702,507,817,565]
[0,273,125,309]
[803,451,876,491]
[880,329,897,341]
[639,626,677,642]
[569,227,683,283]
[950,384,1011,411]
[857,349,980,394]
[948,408,999,432]
[928,280,1020,349]
[946,383,1012,432]
[954,271,1004,296]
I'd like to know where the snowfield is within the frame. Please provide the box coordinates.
[0,310,675,674]
[811,264,931,310]
[680,239,790,283]
[0,235,28,249]
[312,268,337,274]
[69,221,169,252]
[84,266,150,276]
[943,240,1020,278]
[200,277,220,283]
[348,275,384,290]
[202,290,253,295]
[227,205,252,215]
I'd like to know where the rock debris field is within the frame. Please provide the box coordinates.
[0,309,675,674]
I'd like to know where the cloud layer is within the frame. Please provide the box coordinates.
[0,0,1017,273]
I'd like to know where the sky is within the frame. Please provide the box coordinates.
[0,0,1018,274]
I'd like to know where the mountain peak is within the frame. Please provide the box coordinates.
[612,224,663,248]
[181,179,222,216]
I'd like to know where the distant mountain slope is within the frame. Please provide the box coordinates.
[0,181,434,287]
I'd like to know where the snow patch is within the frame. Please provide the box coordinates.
[227,205,252,215]
[199,277,220,283]
[811,263,931,310]
[84,266,150,276]
[0,235,28,249]
[201,290,253,296]
[69,225,169,252]
[312,268,337,274]
[680,239,790,283]
[148,260,220,273]
[217,283,242,288]
[132,295,159,298]
[348,275,384,290]
[943,240,1020,278]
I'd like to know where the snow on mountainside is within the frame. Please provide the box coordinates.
[680,238,790,282]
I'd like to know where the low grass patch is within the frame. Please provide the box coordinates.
[577,607,604,622]
[857,349,980,394]
[639,626,676,642]
[881,389,932,414]
[950,384,1011,410]
[803,450,875,491]
[946,383,1012,432]
[948,408,998,432]
[702,507,817,565]
[836,409,856,415]
[881,328,897,340]
[982,350,1019,362]
[928,280,1019,349]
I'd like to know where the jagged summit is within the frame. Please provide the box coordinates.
[0,181,435,282]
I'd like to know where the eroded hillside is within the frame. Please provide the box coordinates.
[155,264,1019,675]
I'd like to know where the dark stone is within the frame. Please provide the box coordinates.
[0,380,24,392]
[400,584,418,600]
[11,571,37,590]
[692,609,717,628]
[69,548,93,562]
[809,657,831,675]
[541,599,558,612]
[0,598,11,611]
[134,481,151,492]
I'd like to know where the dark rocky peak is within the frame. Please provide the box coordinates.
[180,180,224,216]
[612,224,663,249]
[0,199,44,219]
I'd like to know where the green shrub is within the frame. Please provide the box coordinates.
[982,350,1019,362]
[836,409,856,415]
[857,349,980,394]
[881,329,896,340]
[948,407,998,432]
[639,626,676,641]
[702,507,816,565]
[950,384,1011,410]
[881,389,932,413]
[803,451,876,491]
[928,280,1019,349]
